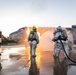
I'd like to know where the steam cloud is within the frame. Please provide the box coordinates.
[38,29,74,51]
[38,31,54,51]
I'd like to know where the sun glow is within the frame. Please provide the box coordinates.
[30,17,41,26]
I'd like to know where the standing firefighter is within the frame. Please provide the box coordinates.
[28,26,39,57]
[52,26,68,58]
[0,30,2,56]
[0,30,2,47]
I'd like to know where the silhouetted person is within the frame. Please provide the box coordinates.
[0,30,2,56]
[0,30,2,47]
[29,57,39,75]
[28,26,39,57]
[0,56,2,73]
[53,57,69,75]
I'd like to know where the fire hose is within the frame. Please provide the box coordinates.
[60,38,76,64]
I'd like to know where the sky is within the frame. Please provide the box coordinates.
[0,0,76,36]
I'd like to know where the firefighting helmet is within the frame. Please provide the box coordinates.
[32,25,37,30]
[57,26,62,30]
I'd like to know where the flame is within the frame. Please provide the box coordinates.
[26,28,30,35]
[36,48,41,68]
[26,46,41,68]
[37,32,41,40]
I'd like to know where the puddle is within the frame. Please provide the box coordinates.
[0,47,25,69]
[0,46,76,75]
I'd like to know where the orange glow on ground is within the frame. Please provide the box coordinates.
[25,46,41,68]
[36,47,41,68]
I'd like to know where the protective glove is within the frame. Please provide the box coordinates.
[52,37,57,42]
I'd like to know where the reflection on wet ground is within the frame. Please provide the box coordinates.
[0,46,76,75]
[53,57,69,75]
[0,46,28,75]
[29,57,40,75]
[40,51,76,75]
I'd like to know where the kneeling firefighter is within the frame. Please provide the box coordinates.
[52,26,69,58]
[28,26,39,57]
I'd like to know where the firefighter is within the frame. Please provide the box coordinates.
[52,26,69,58]
[28,26,39,57]
[0,30,2,47]
[0,30,2,56]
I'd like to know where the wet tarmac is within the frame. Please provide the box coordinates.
[0,46,76,75]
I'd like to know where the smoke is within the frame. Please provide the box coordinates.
[67,29,74,50]
[38,30,55,51]
[38,29,74,51]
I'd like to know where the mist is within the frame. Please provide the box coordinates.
[38,31,54,51]
[38,29,74,51]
